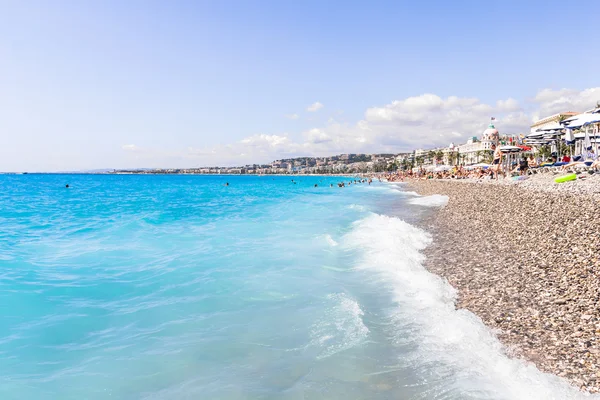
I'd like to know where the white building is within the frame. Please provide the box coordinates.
[455,123,498,165]
[411,122,501,166]
[530,112,579,133]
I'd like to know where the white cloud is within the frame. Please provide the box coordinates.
[531,87,600,118]
[306,101,324,112]
[285,113,299,120]
[496,98,521,112]
[119,87,600,167]
[304,128,331,144]
[240,134,289,147]
[121,144,138,151]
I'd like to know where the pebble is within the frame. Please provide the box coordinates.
[408,178,600,393]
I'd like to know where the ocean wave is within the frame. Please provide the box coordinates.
[342,213,592,400]
[309,293,369,360]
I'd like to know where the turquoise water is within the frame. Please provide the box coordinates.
[0,175,592,399]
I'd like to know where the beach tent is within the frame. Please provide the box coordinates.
[434,165,452,172]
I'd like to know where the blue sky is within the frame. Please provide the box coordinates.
[1,0,599,171]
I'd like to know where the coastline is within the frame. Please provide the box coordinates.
[406,179,600,392]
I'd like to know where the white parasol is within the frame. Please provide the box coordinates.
[584,129,592,151]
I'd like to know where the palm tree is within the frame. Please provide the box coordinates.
[427,150,436,164]
[416,156,424,167]
[435,150,444,164]
[475,150,483,163]
[483,150,494,163]
[447,152,457,165]
[538,145,551,160]
[558,142,571,158]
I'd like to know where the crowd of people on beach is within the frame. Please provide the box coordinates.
[383,145,600,182]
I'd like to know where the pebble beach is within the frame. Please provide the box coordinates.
[408,176,600,393]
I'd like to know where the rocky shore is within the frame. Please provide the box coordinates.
[407,179,600,392]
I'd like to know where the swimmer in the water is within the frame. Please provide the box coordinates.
[65,184,69,188]
[314,184,317,187]
[225,182,229,186]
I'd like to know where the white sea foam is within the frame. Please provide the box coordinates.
[310,293,369,360]
[401,190,419,197]
[408,194,449,207]
[348,204,368,212]
[342,213,595,400]
[319,234,338,246]
[321,265,346,272]
[325,234,338,247]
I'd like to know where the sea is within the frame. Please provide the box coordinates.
[0,174,594,399]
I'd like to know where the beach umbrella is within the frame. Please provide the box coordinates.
[584,129,592,151]
[563,128,575,156]
[565,113,600,129]
[536,123,564,131]
[499,145,521,153]
[526,132,543,140]
[564,128,574,143]
[498,146,521,177]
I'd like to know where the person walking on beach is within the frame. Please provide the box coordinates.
[491,144,503,179]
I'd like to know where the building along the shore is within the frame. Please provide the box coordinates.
[530,111,579,132]
[413,123,499,167]
[455,124,497,164]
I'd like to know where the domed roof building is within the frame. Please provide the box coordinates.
[481,123,499,150]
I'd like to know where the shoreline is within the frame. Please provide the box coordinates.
[406,179,600,392]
